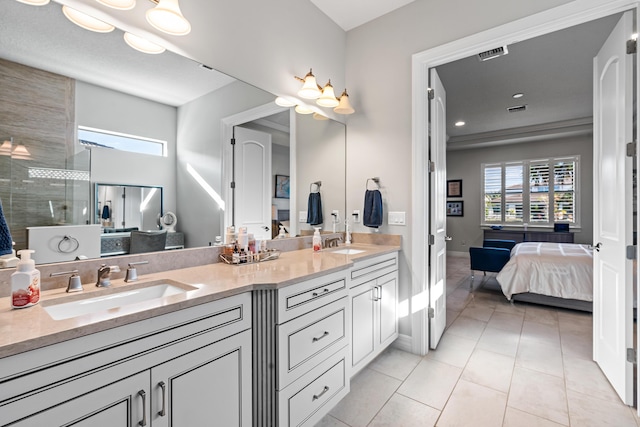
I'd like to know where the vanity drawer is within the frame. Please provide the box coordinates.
[350,252,398,287]
[278,347,349,427]
[277,270,348,323]
[277,297,347,388]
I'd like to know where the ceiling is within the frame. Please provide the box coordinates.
[437,13,622,149]
[310,0,416,31]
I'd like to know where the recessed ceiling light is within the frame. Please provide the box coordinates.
[512,93,524,99]
[454,121,465,127]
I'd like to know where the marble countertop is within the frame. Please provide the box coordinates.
[0,243,399,359]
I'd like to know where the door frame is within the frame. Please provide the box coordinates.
[221,103,296,237]
[411,0,639,356]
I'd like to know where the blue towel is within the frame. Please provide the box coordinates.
[363,189,383,228]
[0,198,12,255]
[101,205,110,220]
[307,192,323,225]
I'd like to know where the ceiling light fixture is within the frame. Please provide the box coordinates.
[512,93,524,99]
[124,32,166,54]
[146,0,191,36]
[454,121,466,127]
[62,5,115,33]
[96,0,136,10]
[293,69,355,115]
[15,0,50,5]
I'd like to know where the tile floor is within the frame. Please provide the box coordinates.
[315,255,640,427]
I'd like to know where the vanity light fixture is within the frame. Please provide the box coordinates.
[333,89,354,115]
[275,96,297,107]
[294,105,314,115]
[316,80,339,108]
[512,93,524,99]
[62,5,115,33]
[15,0,50,5]
[11,144,32,160]
[295,69,322,99]
[146,0,191,36]
[313,113,329,121]
[0,141,12,156]
[96,0,136,10]
[454,121,466,127]
[124,32,166,54]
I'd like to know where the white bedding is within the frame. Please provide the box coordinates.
[496,242,593,301]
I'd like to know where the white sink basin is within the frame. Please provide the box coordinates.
[330,248,365,255]
[43,280,196,320]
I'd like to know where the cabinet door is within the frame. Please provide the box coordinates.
[10,371,149,427]
[151,330,252,427]
[378,272,398,347]
[351,282,375,368]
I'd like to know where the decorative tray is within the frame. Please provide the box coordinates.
[219,249,281,265]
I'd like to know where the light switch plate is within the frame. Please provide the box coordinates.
[352,210,361,223]
[299,211,307,223]
[388,211,406,225]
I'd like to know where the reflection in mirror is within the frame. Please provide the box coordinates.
[95,184,163,233]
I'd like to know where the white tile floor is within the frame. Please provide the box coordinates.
[315,255,640,427]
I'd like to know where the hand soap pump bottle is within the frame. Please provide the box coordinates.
[11,249,40,309]
[313,227,322,252]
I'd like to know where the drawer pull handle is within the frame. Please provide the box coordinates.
[312,288,330,298]
[372,286,381,301]
[158,381,167,417]
[138,390,147,426]
[312,331,330,342]
[312,386,330,401]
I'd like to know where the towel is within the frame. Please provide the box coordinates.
[101,205,110,220]
[307,192,323,225]
[0,198,12,255]
[363,189,383,228]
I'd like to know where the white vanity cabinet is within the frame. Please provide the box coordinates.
[349,252,399,376]
[253,269,350,427]
[0,293,252,427]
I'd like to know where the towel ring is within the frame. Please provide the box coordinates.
[366,177,380,190]
[310,181,322,193]
[57,235,80,253]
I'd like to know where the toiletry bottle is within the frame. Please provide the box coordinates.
[11,250,40,309]
[313,227,322,252]
[278,225,286,239]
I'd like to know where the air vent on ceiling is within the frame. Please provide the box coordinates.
[507,104,527,113]
[478,46,509,61]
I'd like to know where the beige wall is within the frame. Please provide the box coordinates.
[446,135,594,254]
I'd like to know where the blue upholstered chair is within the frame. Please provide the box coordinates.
[469,239,516,290]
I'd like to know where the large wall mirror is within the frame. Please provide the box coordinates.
[0,0,346,265]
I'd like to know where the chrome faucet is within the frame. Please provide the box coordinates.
[324,236,343,248]
[51,269,83,293]
[96,264,120,288]
[125,260,149,283]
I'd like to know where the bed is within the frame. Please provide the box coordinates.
[495,242,593,311]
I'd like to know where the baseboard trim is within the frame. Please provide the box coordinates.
[392,334,413,353]
[447,251,469,258]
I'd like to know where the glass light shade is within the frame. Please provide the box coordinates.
[313,113,329,121]
[333,89,355,115]
[0,141,12,156]
[316,81,339,108]
[11,144,31,160]
[297,70,321,99]
[62,5,115,33]
[16,0,50,5]
[96,0,136,10]
[275,96,297,107]
[146,0,191,36]
[124,32,166,54]
[294,105,314,115]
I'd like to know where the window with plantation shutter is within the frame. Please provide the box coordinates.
[481,156,579,227]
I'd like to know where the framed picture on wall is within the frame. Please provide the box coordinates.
[446,201,464,217]
[275,175,290,199]
[447,179,463,198]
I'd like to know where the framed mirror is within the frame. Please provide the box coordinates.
[95,184,163,233]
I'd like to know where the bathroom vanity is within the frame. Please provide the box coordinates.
[0,243,399,426]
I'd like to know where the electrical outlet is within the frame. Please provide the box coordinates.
[352,210,361,223]
[331,210,340,222]
[299,211,307,223]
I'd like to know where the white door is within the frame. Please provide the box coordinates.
[429,68,447,349]
[234,126,272,239]
[593,11,634,406]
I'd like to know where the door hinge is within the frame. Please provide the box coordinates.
[626,141,636,157]
[428,234,435,245]
[427,161,436,173]
[627,245,637,260]
[230,181,235,189]
[230,137,236,146]
[428,307,435,318]
[627,348,637,364]
[427,88,435,100]
[627,39,637,55]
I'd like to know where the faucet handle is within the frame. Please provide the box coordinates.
[51,269,82,293]
[125,261,148,283]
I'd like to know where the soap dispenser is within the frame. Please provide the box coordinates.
[11,250,40,309]
[313,227,322,252]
